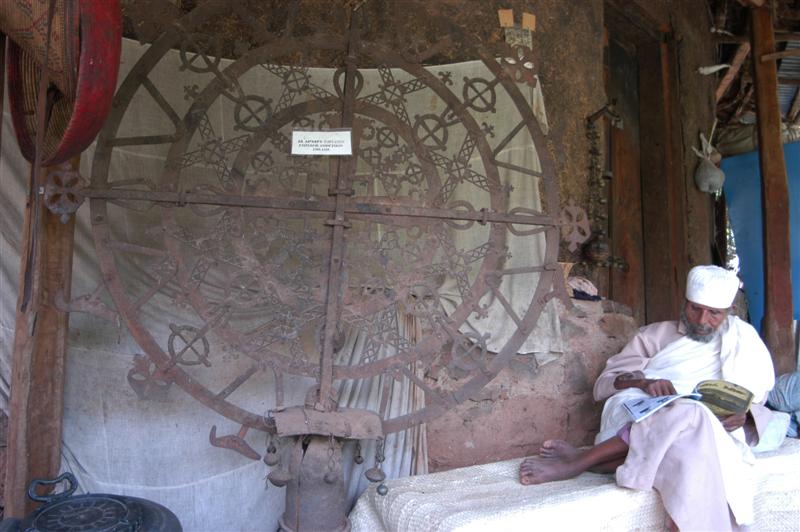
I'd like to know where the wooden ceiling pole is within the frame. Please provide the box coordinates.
[789,89,800,124]
[4,158,78,517]
[715,42,750,103]
[749,3,796,374]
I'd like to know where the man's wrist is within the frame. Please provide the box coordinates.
[614,373,644,390]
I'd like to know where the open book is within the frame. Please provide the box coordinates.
[623,379,754,423]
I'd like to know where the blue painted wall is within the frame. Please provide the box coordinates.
[721,141,800,330]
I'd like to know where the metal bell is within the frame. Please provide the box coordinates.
[364,467,386,483]
[324,470,338,484]
[263,445,279,466]
[354,441,364,464]
[376,483,389,496]
[267,468,292,487]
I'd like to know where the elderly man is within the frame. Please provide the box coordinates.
[520,265,775,531]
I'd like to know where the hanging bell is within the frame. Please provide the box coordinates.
[263,444,279,467]
[365,467,386,483]
[324,470,338,484]
[267,468,292,487]
[376,484,389,496]
[354,441,364,465]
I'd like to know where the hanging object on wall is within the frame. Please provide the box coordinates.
[693,121,725,194]
[581,102,626,269]
[0,0,122,166]
[560,198,591,252]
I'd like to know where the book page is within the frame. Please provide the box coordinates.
[623,393,702,423]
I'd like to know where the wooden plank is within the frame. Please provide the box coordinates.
[750,6,796,374]
[608,37,645,324]
[761,48,800,62]
[715,42,750,103]
[4,159,78,517]
[638,32,688,324]
[660,34,689,319]
[639,39,674,323]
[715,32,800,44]
[789,88,800,123]
[637,33,687,324]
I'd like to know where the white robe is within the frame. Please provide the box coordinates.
[595,316,775,529]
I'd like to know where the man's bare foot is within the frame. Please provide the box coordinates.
[519,456,584,485]
[538,439,581,460]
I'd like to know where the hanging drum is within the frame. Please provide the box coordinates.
[0,0,122,165]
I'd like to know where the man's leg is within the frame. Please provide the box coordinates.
[519,435,629,485]
[539,439,626,473]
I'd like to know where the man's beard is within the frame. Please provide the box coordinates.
[680,309,721,343]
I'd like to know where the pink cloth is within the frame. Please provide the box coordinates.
[616,423,631,445]
[616,401,733,531]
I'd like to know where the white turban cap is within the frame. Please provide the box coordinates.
[685,265,739,309]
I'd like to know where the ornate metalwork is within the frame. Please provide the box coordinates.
[560,199,591,252]
[84,2,561,525]
[583,103,626,269]
[89,0,560,435]
[42,164,86,223]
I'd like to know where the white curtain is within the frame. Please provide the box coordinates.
[0,37,558,530]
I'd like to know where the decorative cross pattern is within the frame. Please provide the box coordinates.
[86,0,561,436]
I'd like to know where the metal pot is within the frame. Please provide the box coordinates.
[0,472,182,532]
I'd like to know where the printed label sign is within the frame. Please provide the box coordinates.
[291,130,352,156]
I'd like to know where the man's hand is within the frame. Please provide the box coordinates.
[719,412,747,432]
[639,379,677,396]
[614,373,677,396]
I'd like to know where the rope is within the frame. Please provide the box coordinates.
[20,0,56,313]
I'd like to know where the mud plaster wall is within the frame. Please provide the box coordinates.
[426,0,717,472]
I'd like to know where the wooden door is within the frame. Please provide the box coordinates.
[604,9,687,325]
[606,35,646,323]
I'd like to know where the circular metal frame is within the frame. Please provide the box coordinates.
[88,1,560,434]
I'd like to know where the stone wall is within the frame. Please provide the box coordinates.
[427,300,638,471]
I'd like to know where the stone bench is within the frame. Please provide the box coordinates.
[349,437,800,531]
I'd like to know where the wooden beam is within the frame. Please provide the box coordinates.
[4,159,78,517]
[738,0,766,7]
[733,84,755,120]
[789,88,800,123]
[716,42,751,102]
[660,33,688,320]
[715,32,800,44]
[750,6,796,374]
[761,48,800,62]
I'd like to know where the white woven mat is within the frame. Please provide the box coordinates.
[350,438,800,531]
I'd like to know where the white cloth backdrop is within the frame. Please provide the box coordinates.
[0,38,559,530]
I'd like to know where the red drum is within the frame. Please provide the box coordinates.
[5,0,121,165]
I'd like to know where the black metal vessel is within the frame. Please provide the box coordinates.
[0,473,182,532]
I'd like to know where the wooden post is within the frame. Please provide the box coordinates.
[749,4,796,374]
[4,158,78,517]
